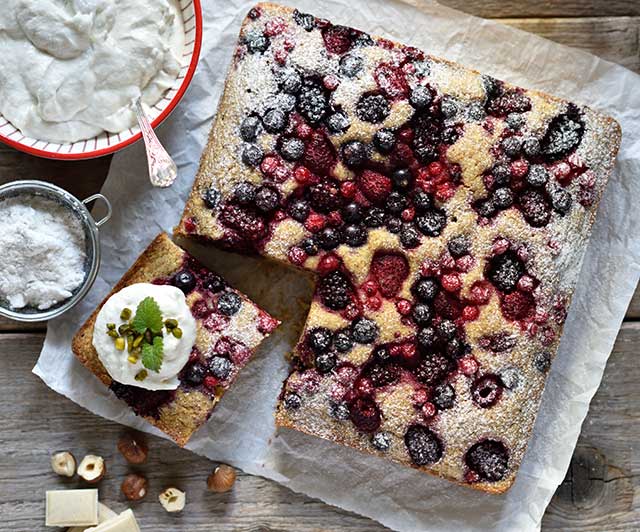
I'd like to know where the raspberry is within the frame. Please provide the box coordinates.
[374,63,409,99]
[458,356,479,376]
[370,253,409,298]
[357,170,392,203]
[421,402,436,418]
[294,166,314,185]
[395,298,412,315]
[322,24,353,55]
[366,296,382,310]
[257,311,279,334]
[349,397,381,433]
[304,212,326,233]
[288,246,307,266]
[462,305,479,321]
[340,181,357,199]
[500,290,535,321]
[323,74,340,90]
[401,206,415,222]
[440,273,461,293]
[510,159,529,178]
[203,376,219,390]
[455,255,474,273]
[412,388,429,406]
[219,204,266,242]
[303,131,337,174]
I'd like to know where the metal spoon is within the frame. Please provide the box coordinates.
[134,98,178,188]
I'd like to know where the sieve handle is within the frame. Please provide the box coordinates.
[82,193,112,228]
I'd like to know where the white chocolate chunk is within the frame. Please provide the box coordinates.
[85,510,140,532]
[68,503,117,532]
[45,489,98,527]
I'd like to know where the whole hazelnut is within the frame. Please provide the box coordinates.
[77,454,106,483]
[121,473,148,501]
[207,464,236,493]
[51,451,76,477]
[117,433,148,464]
[158,487,185,513]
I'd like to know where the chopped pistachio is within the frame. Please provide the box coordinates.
[107,329,119,338]
[118,324,130,336]
[120,308,132,321]
[164,318,178,329]
[115,337,125,351]
[107,323,116,330]
[135,370,148,381]
[127,355,138,364]
[172,327,183,339]
[133,335,143,348]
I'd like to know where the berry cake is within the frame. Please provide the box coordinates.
[176,3,621,492]
[72,233,279,446]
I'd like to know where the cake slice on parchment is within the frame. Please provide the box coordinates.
[175,3,621,492]
[72,232,279,446]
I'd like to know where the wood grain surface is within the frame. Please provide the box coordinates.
[1,2,638,530]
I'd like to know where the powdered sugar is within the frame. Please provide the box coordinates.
[0,194,87,310]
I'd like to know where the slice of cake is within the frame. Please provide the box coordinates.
[72,233,279,446]
[176,3,621,492]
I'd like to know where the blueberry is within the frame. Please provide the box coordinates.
[280,137,305,161]
[415,209,447,237]
[244,30,270,54]
[308,327,333,354]
[202,187,221,210]
[417,326,437,349]
[241,143,263,167]
[217,291,242,316]
[404,425,443,465]
[339,54,364,77]
[344,224,368,247]
[255,185,280,212]
[386,217,402,233]
[410,85,433,110]
[526,164,549,187]
[364,207,386,228]
[432,382,455,410]
[233,181,257,205]
[277,67,302,93]
[342,202,362,223]
[400,224,421,248]
[184,362,206,386]
[413,191,433,212]
[309,181,343,213]
[385,191,406,214]
[506,113,525,130]
[522,137,541,158]
[440,96,458,118]
[391,168,411,190]
[334,329,354,352]
[288,199,310,222]
[549,186,572,215]
[284,392,302,410]
[412,303,433,326]
[342,140,368,168]
[465,440,509,482]
[356,93,390,123]
[448,235,470,258]
[412,277,439,302]
[315,352,337,374]
[499,367,521,390]
[203,274,226,293]
[301,237,319,256]
[173,270,195,294]
[329,401,350,420]
[372,431,391,452]
[488,251,524,293]
[209,356,232,380]
[326,111,351,134]
[317,226,343,250]
[501,136,522,158]
[293,9,315,31]
[297,79,328,124]
[374,129,396,154]
[351,317,379,344]
[263,108,287,133]
[240,115,261,141]
[492,187,514,209]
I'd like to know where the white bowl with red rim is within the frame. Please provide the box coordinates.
[0,0,203,160]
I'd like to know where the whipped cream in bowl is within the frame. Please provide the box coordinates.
[93,283,197,391]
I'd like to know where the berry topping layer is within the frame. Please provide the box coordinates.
[176,3,620,492]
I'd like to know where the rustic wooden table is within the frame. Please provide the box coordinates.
[1,1,638,530]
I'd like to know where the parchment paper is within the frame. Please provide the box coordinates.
[34,1,640,530]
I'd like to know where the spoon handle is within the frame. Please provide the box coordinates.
[134,99,178,188]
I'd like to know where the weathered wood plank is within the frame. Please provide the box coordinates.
[626,288,640,318]
[1,325,638,530]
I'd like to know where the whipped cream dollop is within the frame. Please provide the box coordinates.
[0,0,184,143]
[93,283,197,391]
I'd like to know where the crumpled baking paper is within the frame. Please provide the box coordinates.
[34,1,640,530]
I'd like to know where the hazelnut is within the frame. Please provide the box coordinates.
[117,433,148,464]
[207,464,236,493]
[121,473,148,501]
[77,454,106,483]
[158,487,185,513]
[50,451,76,477]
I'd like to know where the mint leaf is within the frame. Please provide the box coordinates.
[131,297,163,334]
[141,336,164,372]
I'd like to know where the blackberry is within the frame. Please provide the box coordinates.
[364,207,386,228]
[482,75,502,98]
[315,352,337,374]
[417,326,437,349]
[404,425,443,466]
[501,136,522,158]
[209,357,232,380]
[410,85,433,110]
[506,113,525,130]
[488,251,524,293]
[278,93,297,112]
[329,401,350,420]
[241,143,263,167]
[549,186,572,215]
[526,164,549,187]
[374,129,396,154]
[465,440,509,482]
[255,186,280,212]
[297,79,328,124]
[287,199,310,222]
[440,96,458,118]
[334,329,354,352]
[412,303,433,326]
[466,102,486,121]
[432,382,455,410]
[492,163,511,187]
[310,181,342,213]
[342,203,362,223]
[202,187,221,210]
[240,115,261,141]
[217,292,242,316]
[277,67,302,93]
[519,189,551,227]
[173,270,195,294]
[476,198,497,218]
[351,317,379,344]
[319,270,352,311]
[540,108,585,161]
[233,181,257,205]
[342,140,368,168]
[284,392,302,410]
[386,217,402,234]
[373,346,391,362]
[349,397,381,433]
[447,235,470,258]
[352,31,375,48]
[492,187,514,209]
[372,431,391,452]
[344,224,368,247]
[339,54,364,77]
[185,362,206,386]
[293,9,315,31]
[263,108,287,133]
[471,374,503,408]
[442,125,461,144]
[522,137,541,158]
[367,363,400,387]
[326,111,351,134]
[446,337,464,359]
[280,137,305,161]
[356,93,390,123]
[415,354,452,385]
[412,277,439,302]
[413,191,433,212]
[391,168,411,189]
[400,224,420,248]
[433,320,458,342]
[203,274,226,293]
[412,114,444,163]
[385,191,406,214]
[307,327,333,354]
[533,351,552,373]
[301,237,319,256]
[317,226,343,250]
[416,209,447,237]
[244,29,270,54]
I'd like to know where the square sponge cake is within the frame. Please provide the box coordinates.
[72,233,279,446]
